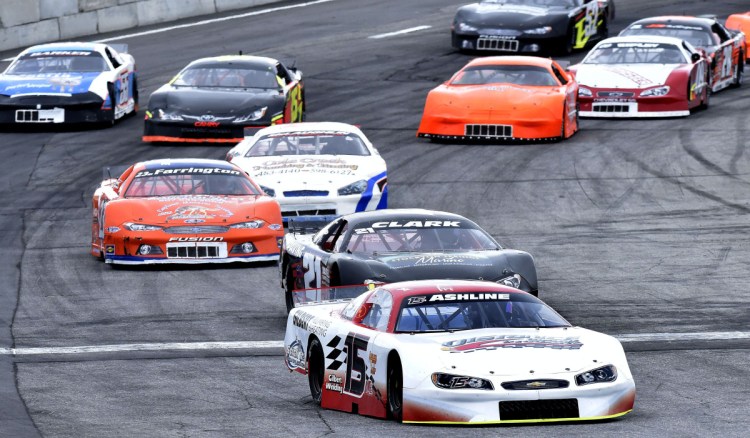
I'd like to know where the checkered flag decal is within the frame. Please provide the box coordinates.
[326,336,346,370]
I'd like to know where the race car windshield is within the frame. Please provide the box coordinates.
[125,172,261,197]
[345,226,500,254]
[245,132,371,156]
[395,294,571,333]
[481,0,577,7]
[6,51,107,74]
[452,65,559,86]
[174,65,281,89]
[621,26,718,48]
[585,43,687,64]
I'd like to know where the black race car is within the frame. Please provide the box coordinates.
[279,209,538,312]
[452,0,615,55]
[143,55,304,144]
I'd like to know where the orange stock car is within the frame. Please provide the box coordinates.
[417,56,579,141]
[91,158,283,265]
[726,12,750,61]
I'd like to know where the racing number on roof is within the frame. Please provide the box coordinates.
[290,85,303,122]
[344,333,369,397]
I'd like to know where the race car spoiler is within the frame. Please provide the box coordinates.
[286,215,339,234]
[291,284,375,308]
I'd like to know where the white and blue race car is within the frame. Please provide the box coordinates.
[226,122,387,224]
[0,42,138,125]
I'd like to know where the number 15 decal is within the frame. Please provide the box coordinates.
[344,333,369,397]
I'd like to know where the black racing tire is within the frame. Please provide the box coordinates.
[387,355,403,422]
[284,264,295,313]
[308,338,324,405]
[562,28,576,56]
[700,85,711,110]
[132,76,140,115]
[558,104,567,141]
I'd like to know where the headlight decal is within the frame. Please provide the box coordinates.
[354,170,388,212]
[123,222,163,231]
[432,373,494,390]
[575,365,617,386]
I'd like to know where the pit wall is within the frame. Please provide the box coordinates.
[0,0,284,53]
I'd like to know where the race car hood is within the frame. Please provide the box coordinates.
[240,155,384,190]
[407,327,622,376]
[574,64,680,89]
[0,72,107,97]
[456,2,570,31]
[108,195,268,225]
[150,86,284,115]
[365,251,522,283]
[424,84,563,120]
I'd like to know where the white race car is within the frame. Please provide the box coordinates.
[569,35,711,118]
[0,42,138,124]
[284,280,636,424]
[226,122,387,223]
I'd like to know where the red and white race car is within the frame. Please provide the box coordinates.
[284,280,636,424]
[569,35,711,117]
[620,15,745,92]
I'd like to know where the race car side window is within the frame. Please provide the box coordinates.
[341,293,370,321]
[314,219,344,252]
[550,64,568,85]
[104,48,120,69]
[711,23,731,43]
[333,222,349,253]
[276,63,294,85]
[360,289,393,331]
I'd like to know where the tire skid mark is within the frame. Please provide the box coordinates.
[679,130,750,185]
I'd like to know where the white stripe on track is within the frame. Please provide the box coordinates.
[368,25,432,39]
[1,331,749,356]
[2,0,338,61]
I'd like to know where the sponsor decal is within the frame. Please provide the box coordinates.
[292,311,331,337]
[325,373,344,393]
[105,244,115,254]
[194,121,220,127]
[354,220,461,234]
[183,219,205,224]
[426,293,509,303]
[106,226,120,233]
[643,23,703,31]
[168,237,223,242]
[441,335,583,352]
[135,167,242,178]
[285,339,306,371]
[251,157,359,177]
[485,85,535,94]
[267,130,350,138]
[368,352,377,375]
[381,253,493,269]
[407,296,427,305]
[156,202,234,220]
[29,51,93,57]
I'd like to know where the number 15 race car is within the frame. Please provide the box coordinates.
[284,280,636,424]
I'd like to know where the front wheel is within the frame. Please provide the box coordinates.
[308,338,324,405]
[732,57,744,87]
[284,264,295,313]
[387,355,403,422]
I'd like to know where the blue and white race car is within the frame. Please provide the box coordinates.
[226,122,387,224]
[0,42,138,125]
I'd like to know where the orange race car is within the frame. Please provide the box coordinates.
[726,12,750,61]
[91,158,283,265]
[417,56,579,141]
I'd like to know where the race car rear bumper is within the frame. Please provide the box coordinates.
[418,114,563,140]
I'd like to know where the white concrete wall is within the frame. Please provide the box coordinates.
[0,0,284,52]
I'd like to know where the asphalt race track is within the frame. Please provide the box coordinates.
[1,0,749,436]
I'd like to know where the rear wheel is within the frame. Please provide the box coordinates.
[387,355,403,422]
[308,338,324,405]
[732,56,744,87]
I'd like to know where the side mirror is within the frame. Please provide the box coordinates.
[691,53,702,63]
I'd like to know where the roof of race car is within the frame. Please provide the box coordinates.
[379,279,525,300]
[594,35,687,47]
[466,56,555,68]
[20,42,105,55]
[136,158,241,171]
[249,121,365,137]
[341,208,473,226]
[628,15,715,29]
[186,55,279,69]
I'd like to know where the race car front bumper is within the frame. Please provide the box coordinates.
[0,92,112,124]
[402,375,635,424]
[451,31,568,54]
[579,90,691,118]
[101,227,283,265]
[142,119,259,143]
